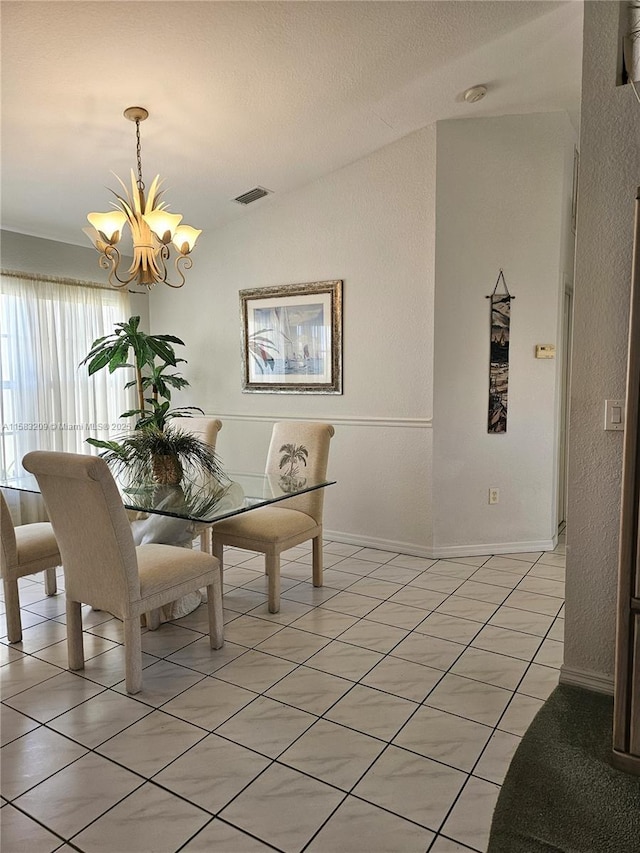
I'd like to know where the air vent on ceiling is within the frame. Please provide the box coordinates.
[233,186,272,205]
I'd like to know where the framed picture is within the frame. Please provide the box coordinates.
[240,280,342,394]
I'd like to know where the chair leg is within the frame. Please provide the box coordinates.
[266,553,281,614]
[66,599,85,671]
[206,578,224,649]
[146,609,161,631]
[124,616,142,694]
[44,566,57,596]
[212,539,224,589]
[3,578,22,643]
[312,535,323,588]
[200,527,211,554]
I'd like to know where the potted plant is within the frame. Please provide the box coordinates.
[81,316,224,487]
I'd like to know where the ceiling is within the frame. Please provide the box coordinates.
[1,1,583,248]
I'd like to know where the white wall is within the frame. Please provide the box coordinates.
[0,230,149,324]
[562,1,640,692]
[150,128,437,554]
[1,115,580,562]
[432,113,576,556]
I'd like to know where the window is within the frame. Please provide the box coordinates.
[0,271,131,479]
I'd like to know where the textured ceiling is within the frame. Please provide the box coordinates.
[0,1,583,246]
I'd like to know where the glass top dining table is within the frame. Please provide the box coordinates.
[1,468,336,525]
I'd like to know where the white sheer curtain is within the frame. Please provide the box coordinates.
[0,271,131,482]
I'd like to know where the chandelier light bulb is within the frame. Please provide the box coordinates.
[143,210,183,244]
[172,225,202,255]
[87,210,127,244]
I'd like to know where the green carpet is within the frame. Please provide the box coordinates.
[488,685,640,853]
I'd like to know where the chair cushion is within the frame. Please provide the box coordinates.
[15,523,60,573]
[136,544,218,599]
[213,506,317,545]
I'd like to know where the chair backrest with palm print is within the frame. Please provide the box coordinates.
[265,422,334,523]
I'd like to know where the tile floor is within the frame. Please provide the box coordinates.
[0,535,565,853]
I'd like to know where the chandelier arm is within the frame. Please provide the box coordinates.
[99,246,135,289]
[154,243,170,287]
[164,254,192,289]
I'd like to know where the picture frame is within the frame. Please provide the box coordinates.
[240,280,343,394]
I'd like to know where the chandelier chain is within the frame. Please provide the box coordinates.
[135,119,145,191]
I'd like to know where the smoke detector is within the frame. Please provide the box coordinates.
[463,85,488,104]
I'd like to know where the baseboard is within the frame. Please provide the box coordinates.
[430,538,557,558]
[559,665,614,695]
[323,529,434,559]
[323,530,558,560]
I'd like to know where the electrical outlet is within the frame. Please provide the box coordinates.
[489,488,499,505]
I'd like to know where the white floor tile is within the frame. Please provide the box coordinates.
[280,718,385,790]
[393,705,492,771]
[473,729,521,784]
[305,639,384,680]
[497,692,544,736]
[306,795,435,852]
[336,619,409,653]
[415,612,482,644]
[154,734,271,812]
[429,836,478,852]
[71,782,210,852]
[254,625,331,662]
[353,745,466,830]
[424,674,512,726]
[14,752,141,839]
[325,683,419,740]
[1,726,87,800]
[219,762,344,851]
[488,606,554,637]
[1,704,41,746]
[470,624,542,661]
[0,803,63,853]
[213,649,297,693]
[532,638,564,669]
[215,695,316,757]
[265,665,352,714]
[440,776,501,851]
[47,690,151,748]
[96,710,205,775]
[517,662,560,700]
[0,537,568,853]
[5,671,105,723]
[182,818,274,851]
[361,656,444,702]
[449,647,528,691]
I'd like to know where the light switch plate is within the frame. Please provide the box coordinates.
[604,399,625,431]
[535,344,556,359]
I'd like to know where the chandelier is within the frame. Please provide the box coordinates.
[83,107,201,289]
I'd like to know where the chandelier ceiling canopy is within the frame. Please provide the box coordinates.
[83,107,201,289]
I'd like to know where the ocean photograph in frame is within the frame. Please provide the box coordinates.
[240,280,343,394]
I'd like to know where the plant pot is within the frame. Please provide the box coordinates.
[151,453,183,486]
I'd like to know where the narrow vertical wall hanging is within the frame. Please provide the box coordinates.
[487,269,515,433]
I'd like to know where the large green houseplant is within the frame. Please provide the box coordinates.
[81,316,224,487]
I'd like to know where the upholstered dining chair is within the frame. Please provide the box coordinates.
[23,450,224,694]
[211,422,334,613]
[171,416,222,553]
[0,490,60,643]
